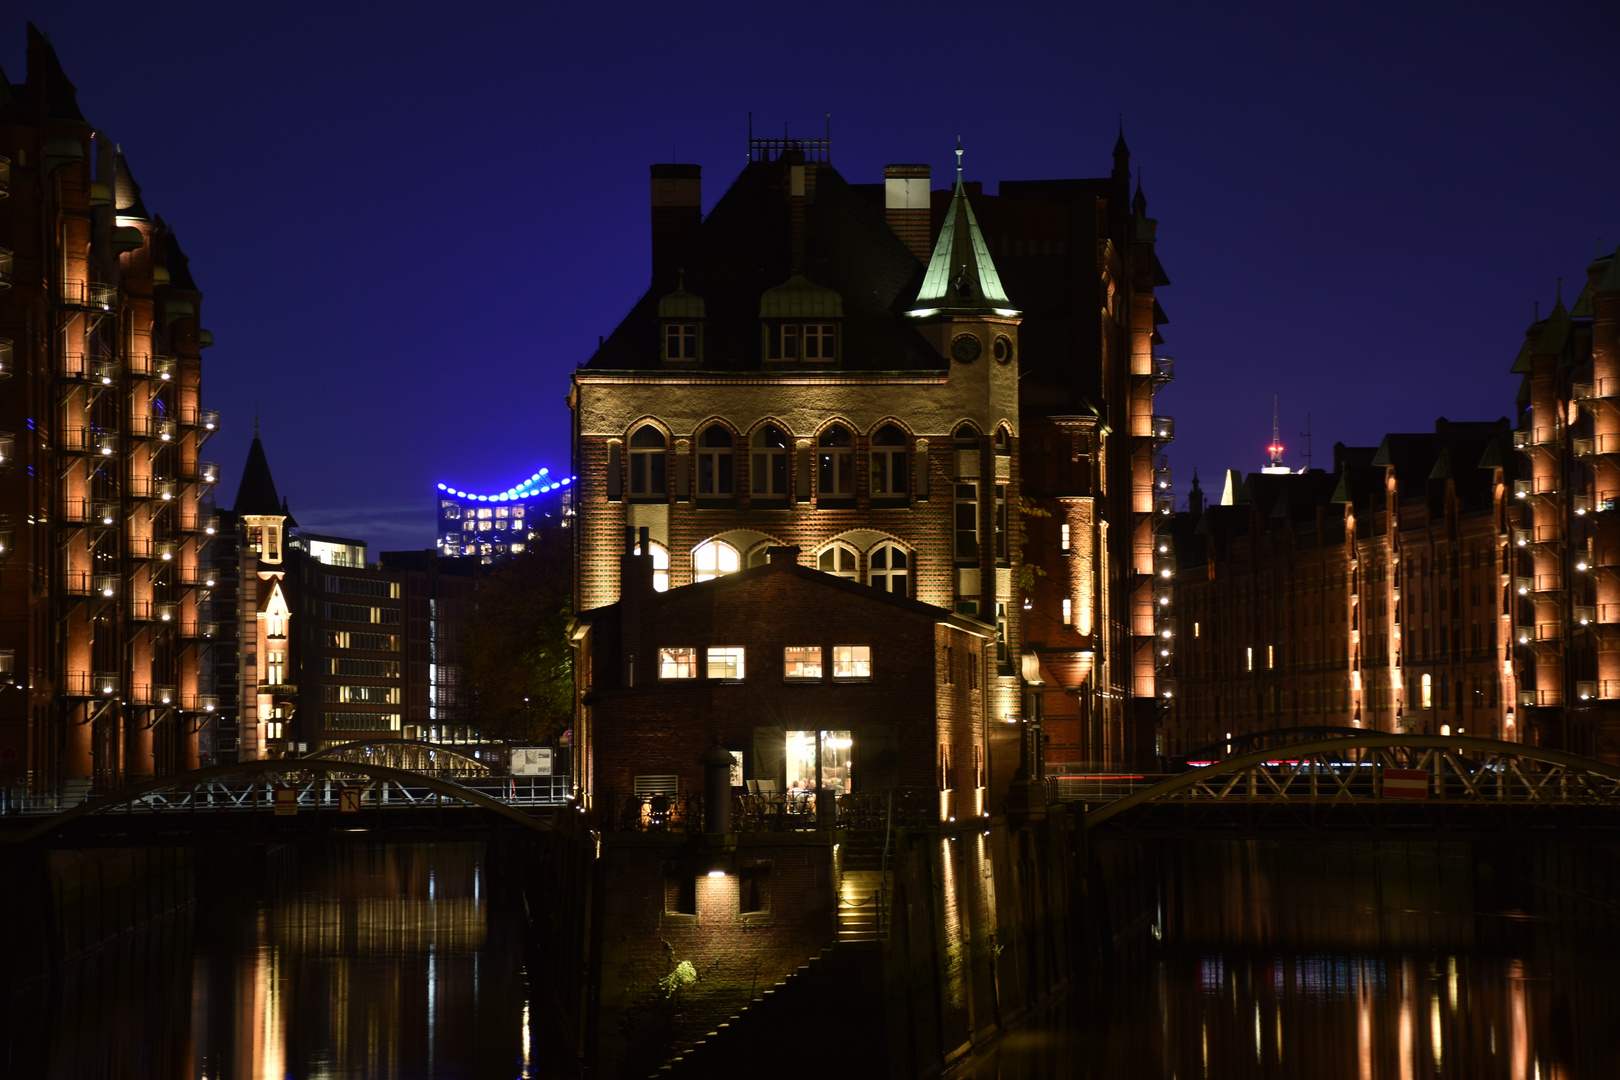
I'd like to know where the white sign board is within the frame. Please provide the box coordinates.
[511,747,554,776]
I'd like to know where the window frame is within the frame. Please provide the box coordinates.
[692,539,740,582]
[868,541,910,597]
[706,646,746,681]
[750,424,790,499]
[816,541,859,580]
[870,424,909,499]
[696,425,735,497]
[783,645,823,681]
[832,645,872,680]
[664,322,699,362]
[628,425,668,497]
[817,425,856,498]
[659,647,698,680]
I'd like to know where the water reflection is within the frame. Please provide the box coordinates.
[971,840,1619,1079]
[37,842,532,1079]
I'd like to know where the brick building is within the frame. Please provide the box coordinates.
[570,133,1173,773]
[0,27,223,796]
[1167,420,1521,757]
[573,537,995,811]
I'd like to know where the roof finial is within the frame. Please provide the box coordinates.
[1557,276,1563,304]
[254,412,260,439]
[955,136,963,187]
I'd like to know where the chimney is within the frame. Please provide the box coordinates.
[620,527,656,687]
[885,164,932,263]
[765,545,801,566]
[651,164,702,288]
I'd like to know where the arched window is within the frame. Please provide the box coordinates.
[692,539,740,582]
[817,541,859,580]
[697,425,734,496]
[751,424,790,498]
[953,422,979,446]
[870,424,909,497]
[628,425,667,496]
[818,425,854,497]
[635,539,671,592]
[868,542,910,597]
[994,425,1012,453]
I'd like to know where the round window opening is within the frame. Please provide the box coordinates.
[993,336,1012,363]
[951,334,982,363]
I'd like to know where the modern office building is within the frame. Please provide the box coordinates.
[435,466,573,562]
[0,27,222,796]
[569,132,1174,776]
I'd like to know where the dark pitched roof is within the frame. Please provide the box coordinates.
[29,24,84,122]
[585,159,935,372]
[165,227,199,292]
[232,435,284,516]
[113,153,150,219]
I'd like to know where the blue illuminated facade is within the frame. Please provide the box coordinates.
[436,467,575,562]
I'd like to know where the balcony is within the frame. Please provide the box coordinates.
[1598,432,1620,455]
[61,672,120,697]
[1533,426,1557,446]
[1573,438,1595,459]
[1577,680,1599,701]
[1153,491,1175,517]
[127,599,153,622]
[92,574,119,599]
[1574,494,1591,515]
[129,476,179,502]
[1513,576,1532,596]
[130,355,176,383]
[1535,621,1561,642]
[177,565,217,588]
[1513,624,1535,646]
[1602,680,1620,700]
[1513,479,1531,499]
[1534,524,1563,544]
[154,602,178,624]
[0,246,11,289]
[1574,381,1594,401]
[1517,689,1537,708]
[1533,474,1560,495]
[1157,676,1177,701]
[1148,415,1174,442]
[0,431,11,474]
[62,570,92,596]
[0,648,14,685]
[126,536,154,560]
[0,336,11,378]
[59,428,118,457]
[1513,430,1531,452]
[1151,355,1174,381]
[1600,603,1620,624]
[154,540,178,563]
[127,414,178,442]
[181,692,219,713]
[1534,573,1562,593]
[178,407,220,434]
[59,499,92,526]
[180,619,217,640]
[183,460,220,486]
[181,511,219,536]
[91,501,120,526]
[1512,529,1531,548]
[1576,605,1597,627]
[59,280,117,310]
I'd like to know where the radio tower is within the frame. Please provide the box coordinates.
[1262,396,1290,474]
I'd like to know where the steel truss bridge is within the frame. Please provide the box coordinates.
[2,756,574,847]
[1053,735,1620,836]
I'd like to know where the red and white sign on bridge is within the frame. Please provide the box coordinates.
[1382,769,1430,799]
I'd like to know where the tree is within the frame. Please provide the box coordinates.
[462,527,573,742]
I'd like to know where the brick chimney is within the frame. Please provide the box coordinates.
[765,545,801,566]
[620,526,655,687]
[651,164,702,288]
[885,164,932,263]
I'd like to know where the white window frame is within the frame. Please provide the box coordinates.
[816,541,859,580]
[868,541,910,596]
[751,425,790,497]
[659,647,697,680]
[706,646,746,680]
[783,645,823,680]
[832,645,872,679]
[692,539,740,582]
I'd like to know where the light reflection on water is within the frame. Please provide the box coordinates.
[36,842,533,1080]
[970,840,1620,1080]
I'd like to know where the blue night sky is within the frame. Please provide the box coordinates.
[14,1,1619,550]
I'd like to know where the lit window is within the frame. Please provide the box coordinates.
[477,508,493,519]
[637,539,671,592]
[478,520,492,532]
[818,425,855,496]
[692,539,739,582]
[1060,523,1070,550]
[510,543,525,553]
[833,645,871,679]
[1062,598,1072,625]
[1246,647,1253,672]
[706,646,745,680]
[659,647,697,679]
[868,542,909,596]
[751,424,790,497]
[629,425,667,495]
[512,505,525,517]
[1267,645,1274,669]
[697,425,734,496]
[870,424,909,496]
[783,646,822,679]
[1421,673,1433,709]
[818,542,858,580]
[495,507,509,518]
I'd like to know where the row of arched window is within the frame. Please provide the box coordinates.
[636,536,912,597]
[619,420,1012,500]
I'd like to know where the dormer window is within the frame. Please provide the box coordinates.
[665,322,699,361]
[767,323,837,362]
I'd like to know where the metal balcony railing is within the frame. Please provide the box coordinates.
[181,620,217,640]
[92,574,118,598]
[59,499,91,525]
[1513,576,1532,596]
[1534,573,1562,593]
[1534,524,1563,544]
[1151,355,1174,381]
[1513,625,1535,646]
[1517,689,1537,707]
[61,672,119,697]
[154,602,178,624]
[1535,622,1561,642]
[176,565,217,587]
[1153,491,1175,516]
[0,431,11,473]
[1513,479,1531,499]
[0,647,14,684]
[1601,680,1620,700]
[0,247,12,289]
[1513,430,1531,452]
[1512,528,1532,548]
[181,693,218,712]
[0,336,11,378]
[127,600,153,622]
[1575,605,1596,627]
[1599,432,1620,455]
[181,511,218,536]
[126,536,154,560]
[91,501,119,526]
[62,570,92,595]
[1574,381,1594,401]
[1574,494,1591,515]
[154,540,178,563]
[1599,603,1620,624]
[59,280,117,309]
[1533,474,1560,494]
[1533,426,1557,446]
[1574,439,1595,459]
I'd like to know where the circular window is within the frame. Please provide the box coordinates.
[993,336,1012,364]
[951,334,981,363]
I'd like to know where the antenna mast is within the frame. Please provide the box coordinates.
[1300,412,1313,471]
[1263,396,1289,474]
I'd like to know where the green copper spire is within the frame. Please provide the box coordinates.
[909,142,1017,317]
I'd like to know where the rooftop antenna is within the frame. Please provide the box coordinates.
[1263,396,1289,474]
[955,136,963,186]
[1300,412,1313,471]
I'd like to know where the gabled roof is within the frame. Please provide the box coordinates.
[113,153,150,219]
[910,166,1015,316]
[232,434,285,516]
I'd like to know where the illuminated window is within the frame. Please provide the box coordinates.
[1267,645,1274,669]
[477,508,493,519]
[629,425,667,495]
[512,505,524,517]
[868,542,909,596]
[510,542,525,553]
[659,647,697,679]
[833,645,871,679]
[442,503,461,519]
[666,322,698,360]
[817,542,858,580]
[706,646,745,680]
[870,424,909,496]
[817,425,855,496]
[1060,523,1070,551]
[751,424,790,497]
[783,646,822,680]
[697,426,734,496]
[495,506,509,518]
[1421,673,1433,709]
[1247,647,1253,672]
[636,539,671,592]
[1062,598,1072,625]
[692,539,739,582]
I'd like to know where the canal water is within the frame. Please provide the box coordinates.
[14,837,1620,1077]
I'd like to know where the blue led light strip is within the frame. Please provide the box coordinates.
[436,467,575,503]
